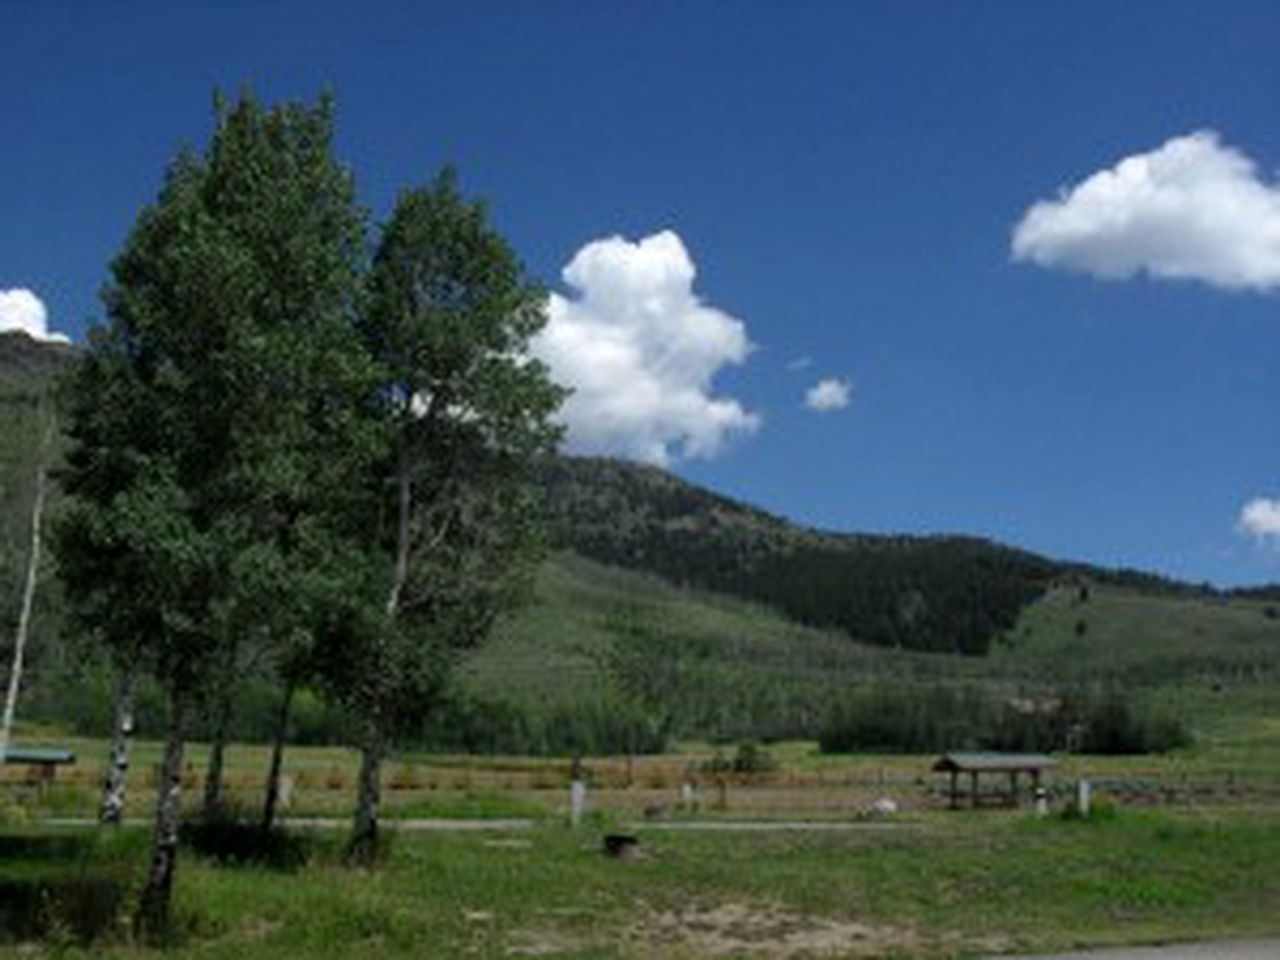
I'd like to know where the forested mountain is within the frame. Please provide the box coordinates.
[539,457,1061,654]
[0,332,69,618]
[0,332,1265,666]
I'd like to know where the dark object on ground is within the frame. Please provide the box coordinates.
[0,874,127,943]
[181,815,312,871]
[0,831,134,944]
[603,833,640,859]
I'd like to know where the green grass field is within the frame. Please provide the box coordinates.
[3,560,1278,957]
[3,807,1280,959]
[5,366,1280,957]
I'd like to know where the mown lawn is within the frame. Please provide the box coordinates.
[3,806,1279,959]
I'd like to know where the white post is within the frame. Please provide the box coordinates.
[1035,786,1049,818]
[681,781,694,814]
[1077,778,1092,818]
[570,778,586,827]
[279,774,294,811]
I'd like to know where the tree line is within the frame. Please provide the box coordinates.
[52,91,562,937]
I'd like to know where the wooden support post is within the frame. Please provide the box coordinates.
[949,770,958,809]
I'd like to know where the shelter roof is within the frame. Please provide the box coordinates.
[932,751,1055,773]
[2,747,76,765]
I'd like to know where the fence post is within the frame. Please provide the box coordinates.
[1077,778,1092,818]
[569,755,586,828]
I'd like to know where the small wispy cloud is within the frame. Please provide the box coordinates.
[1238,497,1280,545]
[1013,131,1280,292]
[0,288,70,344]
[804,377,851,412]
[786,355,813,372]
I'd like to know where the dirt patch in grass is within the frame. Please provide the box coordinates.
[504,927,592,956]
[627,901,919,958]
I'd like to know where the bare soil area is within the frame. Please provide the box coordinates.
[987,939,1280,960]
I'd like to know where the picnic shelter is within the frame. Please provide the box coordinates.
[932,751,1055,809]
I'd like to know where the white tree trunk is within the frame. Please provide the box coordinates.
[100,667,137,825]
[136,689,187,940]
[0,413,53,761]
[385,447,411,618]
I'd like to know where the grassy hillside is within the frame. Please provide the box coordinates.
[0,333,67,682]
[995,583,1280,684]
[0,334,52,599]
[462,551,972,745]
[465,553,1280,739]
[480,558,1280,697]
[3,332,1277,755]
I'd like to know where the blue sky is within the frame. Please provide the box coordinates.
[3,1,1280,586]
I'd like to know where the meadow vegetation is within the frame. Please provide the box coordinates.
[3,807,1280,958]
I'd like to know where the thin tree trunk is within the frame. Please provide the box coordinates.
[0,414,53,761]
[350,441,406,861]
[136,687,187,941]
[385,446,411,618]
[260,681,295,831]
[201,671,235,821]
[348,729,383,864]
[350,438,412,862]
[99,666,137,825]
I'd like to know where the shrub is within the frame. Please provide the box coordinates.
[0,830,141,944]
[701,741,777,775]
[1078,692,1191,755]
[180,813,313,871]
[412,691,666,756]
[818,684,1191,756]
[818,685,991,754]
[1058,797,1120,823]
[729,741,777,774]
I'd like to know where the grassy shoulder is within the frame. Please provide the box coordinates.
[3,806,1280,959]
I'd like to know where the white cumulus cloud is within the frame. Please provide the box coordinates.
[1238,497,1280,544]
[531,230,758,466]
[1012,131,1280,291]
[804,377,851,412]
[0,288,69,343]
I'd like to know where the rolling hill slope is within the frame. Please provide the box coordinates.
[0,332,67,662]
[541,456,1066,655]
[3,333,1278,752]
[463,551,1280,740]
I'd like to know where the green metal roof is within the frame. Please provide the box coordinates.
[932,751,1055,773]
[2,747,76,765]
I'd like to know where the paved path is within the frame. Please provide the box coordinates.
[633,819,909,832]
[985,940,1280,959]
[43,816,909,832]
[44,816,539,831]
